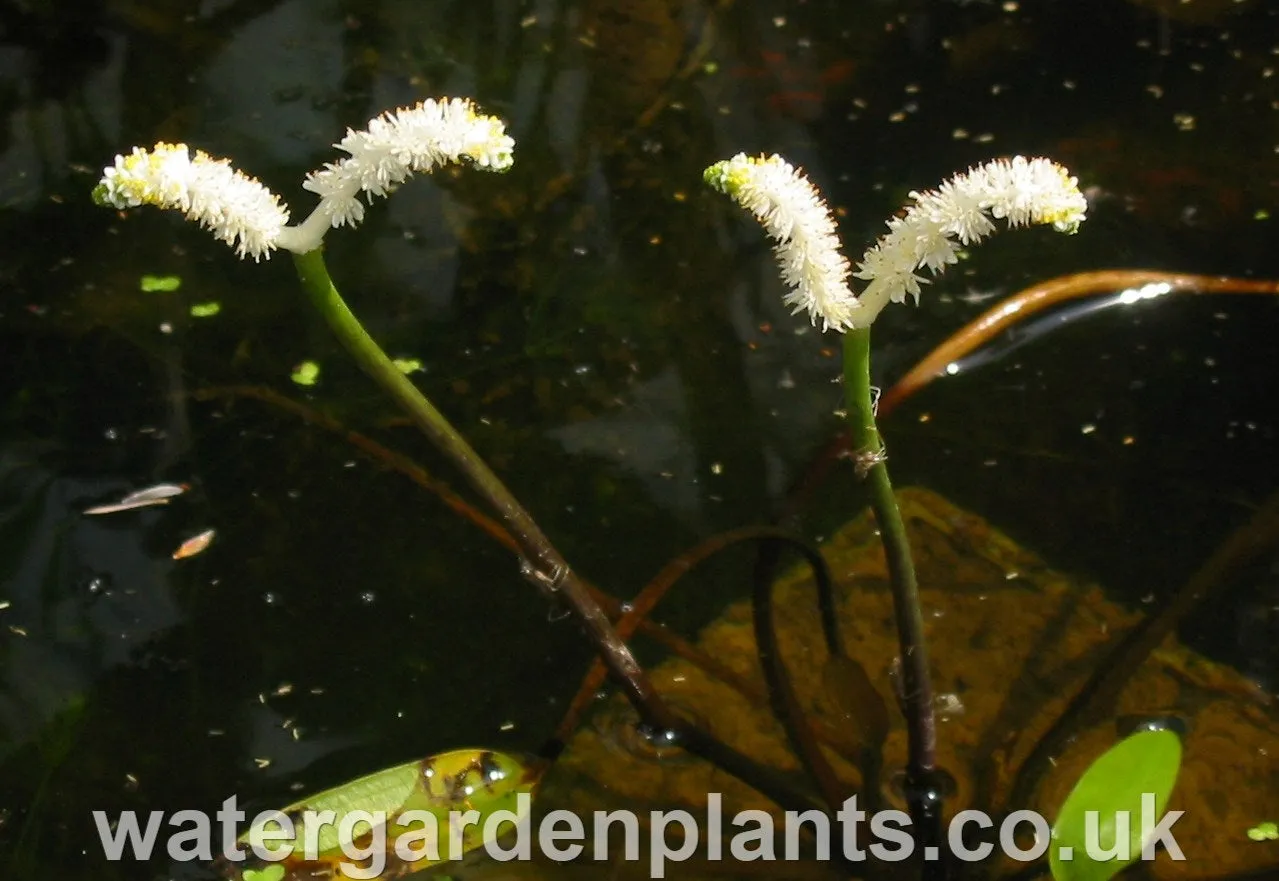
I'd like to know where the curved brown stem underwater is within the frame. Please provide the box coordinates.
[782,269,1279,524]
[552,525,870,809]
[553,525,843,743]
[190,384,835,754]
[878,269,1279,417]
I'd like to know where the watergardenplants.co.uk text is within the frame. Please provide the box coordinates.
[93,792,1185,879]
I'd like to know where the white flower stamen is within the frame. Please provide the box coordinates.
[704,153,1087,330]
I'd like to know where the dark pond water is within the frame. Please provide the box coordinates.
[2,0,1278,878]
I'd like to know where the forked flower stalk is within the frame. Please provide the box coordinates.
[705,150,1088,854]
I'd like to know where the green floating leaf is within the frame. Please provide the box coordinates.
[290,361,320,386]
[140,274,182,292]
[190,301,222,318]
[225,749,541,880]
[241,867,283,881]
[1050,728,1182,881]
[1247,821,1278,841]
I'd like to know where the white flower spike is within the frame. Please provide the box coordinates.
[704,153,861,332]
[94,142,289,261]
[282,97,515,251]
[705,153,1087,330]
[852,156,1087,326]
[93,98,515,259]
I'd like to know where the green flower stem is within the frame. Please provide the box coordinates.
[290,249,826,820]
[842,327,939,794]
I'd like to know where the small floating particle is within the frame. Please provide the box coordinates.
[189,301,221,318]
[140,274,181,292]
[172,528,215,560]
[254,757,272,769]
[291,360,320,386]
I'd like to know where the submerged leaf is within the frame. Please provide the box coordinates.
[1050,728,1182,881]
[818,653,889,754]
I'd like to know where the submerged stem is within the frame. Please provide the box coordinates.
[289,248,823,818]
[843,327,944,852]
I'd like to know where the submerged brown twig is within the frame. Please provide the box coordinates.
[751,535,853,813]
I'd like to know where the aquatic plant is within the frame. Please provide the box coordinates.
[92,92,1220,881]
[704,149,1088,858]
[93,97,837,877]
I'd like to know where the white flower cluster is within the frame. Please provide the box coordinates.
[705,154,858,332]
[705,153,1088,331]
[292,97,515,239]
[853,156,1088,324]
[93,98,515,259]
[95,142,289,261]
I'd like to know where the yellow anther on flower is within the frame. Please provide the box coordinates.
[705,153,1088,330]
[93,142,289,261]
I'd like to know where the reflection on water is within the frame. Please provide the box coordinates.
[1,0,1278,878]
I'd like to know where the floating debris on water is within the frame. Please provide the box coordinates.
[172,528,216,560]
[83,482,189,515]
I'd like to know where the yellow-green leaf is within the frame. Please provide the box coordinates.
[224,749,541,880]
[1050,728,1182,881]
[140,274,182,292]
